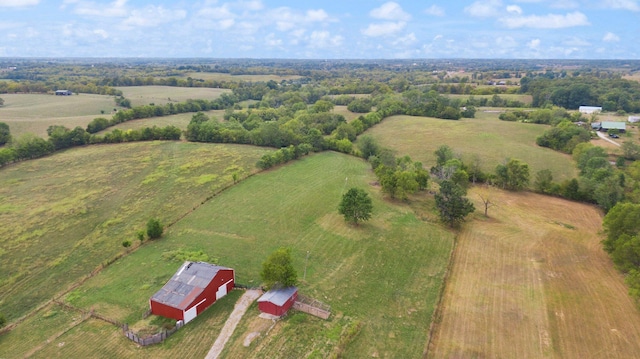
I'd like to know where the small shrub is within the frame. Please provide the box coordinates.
[137,230,145,242]
[122,240,132,248]
[0,312,6,328]
[146,218,163,239]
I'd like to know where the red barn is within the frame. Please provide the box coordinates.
[257,287,298,317]
[150,261,234,323]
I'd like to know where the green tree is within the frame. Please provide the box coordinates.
[435,180,475,227]
[534,169,554,194]
[358,135,380,159]
[146,218,163,239]
[495,158,530,191]
[339,187,373,225]
[0,97,4,106]
[0,122,10,146]
[260,247,298,290]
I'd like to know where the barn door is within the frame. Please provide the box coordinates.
[216,279,232,300]
[184,306,197,324]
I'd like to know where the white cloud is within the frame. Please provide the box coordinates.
[234,0,264,11]
[361,22,406,37]
[528,38,541,49]
[392,32,417,46]
[465,0,502,18]
[305,9,330,22]
[0,0,39,7]
[506,5,522,14]
[69,0,128,18]
[265,33,282,47]
[308,31,343,49]
[495,36,517,48]
[603,32,620,42]
[500,11,589,28]
[563,37,590,47]
[122,6,187,27]
[602,0,640,11]
[433,34,443,41]
[370,2,411,21]
[424,5,445,17]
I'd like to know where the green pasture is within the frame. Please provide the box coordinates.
[0,142,270,325]
[184,72,303,82]
[26,152,453,358]
[102,109,226,133]
[360,113,577,183]
[0,93,117,137]
[115,86,230,107]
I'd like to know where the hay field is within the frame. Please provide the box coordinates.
[429,188,640,358]
[114,86,230,107]
[0,93,117,137]
[361,114,577,183]
[6,152,453,358]
[0,142,270,324]
[102,109,226,133]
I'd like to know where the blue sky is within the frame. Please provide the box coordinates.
[0,0,638,59]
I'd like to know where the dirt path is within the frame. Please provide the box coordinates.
[597,131,621,146]
[205,289,262,359]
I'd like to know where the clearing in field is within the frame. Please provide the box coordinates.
[362,114,577,182]
[0,93,117,137]
[446,93,533,105]
[115,86,230,107]
[3,152,454,358]
[0,142,270,325]
[100,109,226,133]
[429,188,640,358]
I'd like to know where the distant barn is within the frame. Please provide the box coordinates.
[579,106,602,114]
[594,121,626,132]
[258,287,298,317]
[150,261,234,323]
[629,116,640,123]
[55,90,72,96]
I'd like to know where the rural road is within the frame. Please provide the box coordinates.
[596,131,621,146]
[205,289,262,359]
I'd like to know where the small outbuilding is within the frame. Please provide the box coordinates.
[579,106,602,114]
[258,287,298,317]
[629,116,640,123]
[55,90,73,96]
[150,261,234,323]
[597,121,626,132]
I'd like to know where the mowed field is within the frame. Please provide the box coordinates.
[446,93,533,105]
[361,113,577,182]
[0,142,271,324]
[429,188,640,358]
[114,86,231,107]
[0,93,117,137]
[0,152,454,358]
[102,109,226,133]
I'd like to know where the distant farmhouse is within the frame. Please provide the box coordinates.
[55,90,73,96]
[150,261,234,324]
[579,106,602,114]
[592,121,626,132]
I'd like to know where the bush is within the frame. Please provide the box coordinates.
[0,312,5,328]
[146,218,163,239]
[122,240,132,248]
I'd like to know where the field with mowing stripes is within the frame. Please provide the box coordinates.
[0,93,118,137]
[362,114,577,183]
[1,152,454,358]
[429,188,640,358]
[115,86,230,107]
[0,142,270,325]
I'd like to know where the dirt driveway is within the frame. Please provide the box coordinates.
[205,289,262,359]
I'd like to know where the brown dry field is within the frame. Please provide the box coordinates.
[429,188,640,359]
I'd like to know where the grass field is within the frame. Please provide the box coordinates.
[360,113,577,183]
[114,86,231,107]
[0,142,271,324]
[1,151,454,358]
[184,72,303,82]
[429,188,640,358]
[102,109,226,133]
[0,93,118,137]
